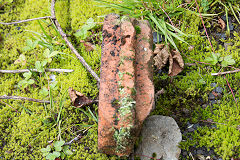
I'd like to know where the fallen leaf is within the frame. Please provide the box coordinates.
[153,43,184,76]
[153,44,170,69]
[84,42,96,52]
[68,88,94,108]
[168,50,184,76]
[218,17,226,30]
[80,40,96,52]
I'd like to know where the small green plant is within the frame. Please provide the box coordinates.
[40,140,73,160]
[18,72,35,88]
[23,39,39,51]
[205,53,235,67]
[74,18,96,40]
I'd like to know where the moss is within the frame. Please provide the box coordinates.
[153,7,240,159]
[0,0,117,159]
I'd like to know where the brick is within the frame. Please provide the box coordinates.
[98,14,154,156]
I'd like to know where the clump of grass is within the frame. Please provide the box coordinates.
[95,0,189,51]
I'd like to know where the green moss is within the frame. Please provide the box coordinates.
[0,0,117,159]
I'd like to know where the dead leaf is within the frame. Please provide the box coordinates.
[68,87,94,108]
[153,43,184,76]
[80,40,96,52]
[218,17,226,30]
[84,42,96,52]
[168,50,184,76]
[153,44,170,69]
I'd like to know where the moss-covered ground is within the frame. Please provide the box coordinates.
[0,0,240,160]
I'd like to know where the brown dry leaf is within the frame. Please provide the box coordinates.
[80,40,96,52]
[68,87,94,108]
[218,17,226,30]
[84,42,96,52]
[168,50,184,76]
[154,44,184,76]
[153,44,170,69]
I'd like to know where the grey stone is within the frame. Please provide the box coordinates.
[214,87,223,94]
[197,149,204,155]
[210,83,217,87]
[135,115,182,160]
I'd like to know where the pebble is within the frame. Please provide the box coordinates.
[197,149,204,155]
[213,87,223,94]
[210,83,217,87]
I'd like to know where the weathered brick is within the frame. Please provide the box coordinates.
[98,14,154,156]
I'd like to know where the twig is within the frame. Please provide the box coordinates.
[0,100,18,112]
[195,0,215,54]
[0,95,51,104]
[0,16,51,25]
[0,68,74,73]
[211,69,240,76]
[195,0,238,107]
[50,0,100,83]
[224,75,238,107]
[64,127,90,145]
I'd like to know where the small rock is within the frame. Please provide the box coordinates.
[208,93,215,100]
[197,149,204,155]
[210,83,217,87]
[214,87,223,94]
[136,115,182,160]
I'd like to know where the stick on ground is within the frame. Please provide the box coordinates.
[211,69,240,76]
[0,95,51,104]
[50,0,100,83]
[0,68,74,73]
[0,16,51,25]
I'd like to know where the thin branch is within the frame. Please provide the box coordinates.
[0,95,51,104]
[0,16,51,25]
[0,100,19,112]
[224,75,238,107]
[64,127,91,145]
[211,69,240,76]
[0,68,74,73]
[50,0,100,83]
